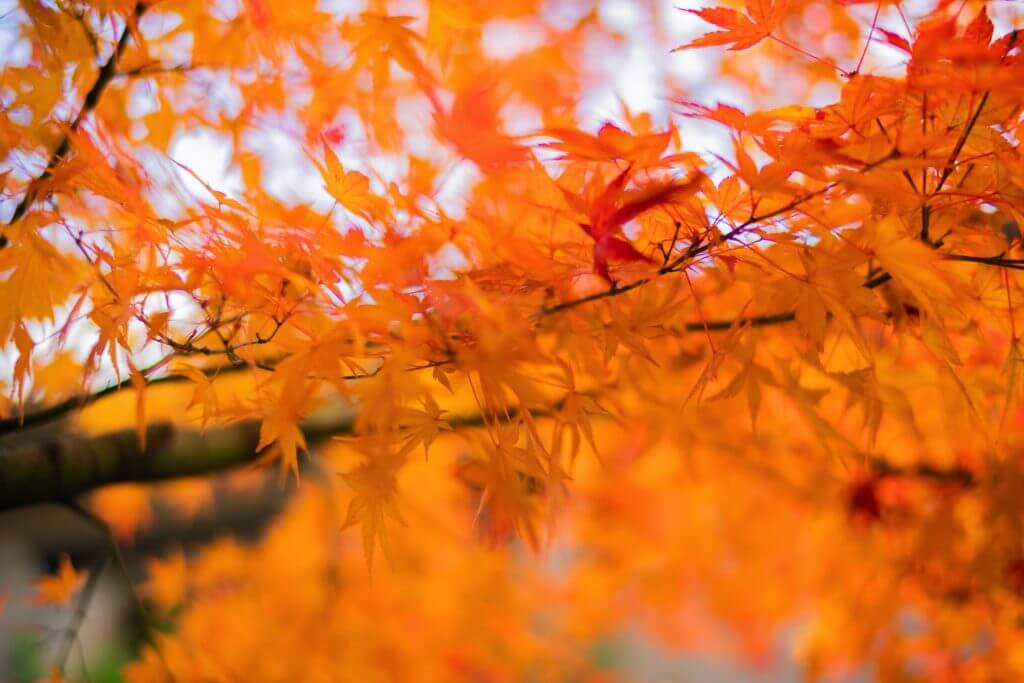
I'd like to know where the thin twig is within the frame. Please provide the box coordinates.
[55,555,108,674]
[63,501,178,680]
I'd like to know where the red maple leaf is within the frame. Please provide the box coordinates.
[675,0,788,52]
[569,166,701,282]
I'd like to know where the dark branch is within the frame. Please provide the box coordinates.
[0,403,514,510]
[115,62,195,79]
[0,421,264,510]
[684,312,796,332]
[870,457,975,486]
[2,3,146,247]
[55,554,108,674]
[922,91,990,243]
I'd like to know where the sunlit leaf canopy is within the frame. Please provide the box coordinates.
[3,0,1024,680]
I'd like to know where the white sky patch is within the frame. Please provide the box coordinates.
[126,81,161,119]
[483,19,548,61]
[138,7,185,43]
[396,94,442,161]
[502,101,544,138]
[318,0,368,19]
[427,242,470,280]
[577,1,664,123]
[599,0,644,33]
[578,42,661,125]
[431,162,478,220]
[663,0,717,46]
[0,1,30,69]
[245,126,331,207]
[543,0,594,32]
[169,128,243,200]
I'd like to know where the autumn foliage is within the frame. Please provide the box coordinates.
[3,0,1024,680]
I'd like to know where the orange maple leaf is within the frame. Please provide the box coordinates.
[341,448,407,575]
[144,550,188,610]
[433,84,529,172]
[34,554,87,606]
[675,0,788,51]
[315,141,392,223]
[90,485,154,541]
[542,122,674,165]
[41,666,72,683]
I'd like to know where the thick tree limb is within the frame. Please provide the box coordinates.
[0,406,508,510]
[0,421,266,510]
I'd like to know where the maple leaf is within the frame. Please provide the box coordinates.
[0,224,81,340]
[871,212,954,318]
[875,28,911,55]
[434,84,529,171]
[397,393,452,458]
[457,423,550,551]
[344,13,434,91]
[675,0,788,51]
[565,166,702,281]
[40,667,71,683]
[12,323,33,408]
[9,1,1024,677]
[90,485,154,541]
[144,551,188,610]
[178,364,219,429]
[258,416,309,480]
[32,351,83,402]
[341,446,407,575]
[542,122,676,165]
[314,141,392,223]
[34,554,87,606]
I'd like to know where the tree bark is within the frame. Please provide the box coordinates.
[0,408,355,511]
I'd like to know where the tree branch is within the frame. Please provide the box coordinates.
[2,2,146,247]
[869,457,975,486]
[0,404,510,510]
[0,420,264,510]
[55,554,108,674]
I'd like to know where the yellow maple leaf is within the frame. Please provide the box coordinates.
[341,445,407,575]
[32,351,83,402]
[872,212,955,318]
[0,224,82,338]
[256,374,322,479]
[315,142,392,223]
